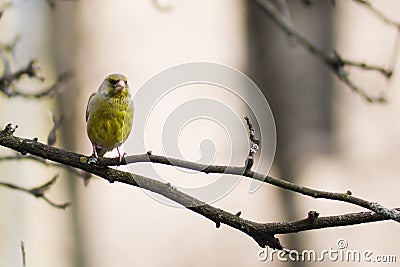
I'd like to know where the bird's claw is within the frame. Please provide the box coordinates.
[116,147,127,165]
[119,152,128,164]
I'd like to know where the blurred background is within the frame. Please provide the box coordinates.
[0,0,399,266]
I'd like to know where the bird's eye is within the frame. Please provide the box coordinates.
[109,79,117,85]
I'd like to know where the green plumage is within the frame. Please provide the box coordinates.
[86,74,133,157]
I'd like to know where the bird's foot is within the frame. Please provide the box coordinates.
[116,147,127,165]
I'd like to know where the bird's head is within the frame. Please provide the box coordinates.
[99,73,131,97]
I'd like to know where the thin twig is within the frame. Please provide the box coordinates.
[0,6,70,99]
[20,241,26,267]
[253,0,392,103]
[352,0,400,28]
[0,71,71,98]
[244,116,260,170]
[1,60,43,82]
[340,59,392,77]
[0,174,70,209]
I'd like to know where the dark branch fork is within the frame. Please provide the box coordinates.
[0,21,70,99]
[253,0,397,103]
[0,123,398,250]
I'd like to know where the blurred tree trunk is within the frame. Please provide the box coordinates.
[247,0,334,257]
[53,6,87,267]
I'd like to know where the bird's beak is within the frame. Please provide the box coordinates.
[115,80,126,91]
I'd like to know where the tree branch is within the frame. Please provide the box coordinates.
[0,153,92,182]
[269,208,400,234]
[352,0,400,28]
[0,123,399,249]
[100,153,400,222]
[0,7,71,99]
[253,0,394,103]
[0,68,71,99]
[0,174,70,209]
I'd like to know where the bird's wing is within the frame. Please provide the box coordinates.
[86,93,96,122]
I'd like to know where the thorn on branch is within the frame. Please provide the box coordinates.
[215,221,221,228]
[235,211,242,217]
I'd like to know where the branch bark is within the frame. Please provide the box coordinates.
[100,153,400,222]
[0,124,398,250]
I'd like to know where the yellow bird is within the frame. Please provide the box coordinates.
[86,73,134,159]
